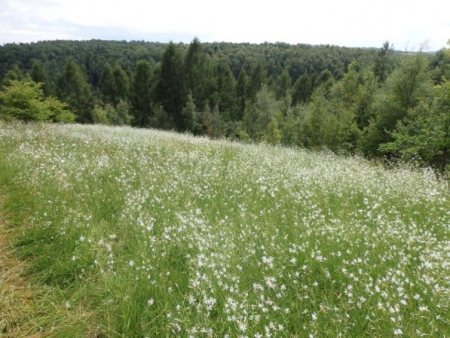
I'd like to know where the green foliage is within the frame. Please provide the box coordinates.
[381,80,450,172]
[182,93,203,135]
[2,39,450,169]
[279,101,304,146]
[263,117,282,144]
[291,73,313,104]
[92,100,133,126]
[31,59,51,96]
[330,61,378,131]
[300,87,355,152]
[56,58,93,123]
[184,38,215,111]
[131,60,154,127]
[214,59,238,120]
[157,42,187,130]
[315,69,335,90]
[236,67,250,113]
[148,104,175,130]
[202,104,224,138]
[373,41,395,83]
[274,69,292,100]
[115,99,133,126]
[1,65,24,87]
[360,52,433,157]
[0,80,75,122]
[92,105,111,125]
[248,59,267,100]
[45,95,77,123]
[243,85,279,140]
[100,62,115,104]
[112,64,130,103]
[100,63,130,106]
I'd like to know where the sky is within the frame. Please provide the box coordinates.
[0,0,449,51]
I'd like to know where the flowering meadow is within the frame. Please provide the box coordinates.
[0,123,449,337]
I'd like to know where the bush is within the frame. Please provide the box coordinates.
[0,80,75,122]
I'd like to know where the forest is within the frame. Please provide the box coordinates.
[1,38,450,172]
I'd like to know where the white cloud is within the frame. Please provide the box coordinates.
[0,0,449,50]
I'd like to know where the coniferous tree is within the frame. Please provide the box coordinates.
[30,60,51,96]
[301,87,354,151]
[184,38,215,111]
[131,60,153,127]
[263,117,282,144]
[112,64,129,104]
[360,52,433,156]
[315,69,335,90]
[214,60,238,120]
[100,62,115,104]
[101,63,130,106]
[380,82,450,172]
[248,59,267,100]
[182,93,203,135]
[157,42,187,130]
[243,85,278,140]
[275,69,292,100]
[236,67,250,117]
[291,73,312,104]
[374,41,395,84]
[56,58,93,123]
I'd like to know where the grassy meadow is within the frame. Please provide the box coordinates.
[0,122,449,337]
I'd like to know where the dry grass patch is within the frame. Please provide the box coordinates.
[0,206,40,338]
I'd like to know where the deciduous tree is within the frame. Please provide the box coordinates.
[0,80,75,122]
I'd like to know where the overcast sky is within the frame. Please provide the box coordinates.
[1,0,449,50]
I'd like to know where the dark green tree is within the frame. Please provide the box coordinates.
[130,60,153,127]
[360,52,433,156]
[56,58,93,123]
[274,69,292,100]
[30,60,51,96]
[315,69,335,90]
[214,59,238,120]
[248,59,267,100]
[243,85,279,140]
[156,42,187,130]
[182,93,203,135]
[184,38,215,111]
[335,61,378,129]
[236,67,250,116]
[300,87,354,152]
[292,73,312,104]
[112,64,129,103]
[381,80,450,173]
[100,62,115,104]
[100,63,129,106]
[263,117,282,144]
[374,41,395,84]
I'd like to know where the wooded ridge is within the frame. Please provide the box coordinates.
[1,39,449,171]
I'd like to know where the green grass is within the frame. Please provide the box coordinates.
[0,122,449,337]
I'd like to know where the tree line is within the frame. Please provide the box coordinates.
[1,39,450,172]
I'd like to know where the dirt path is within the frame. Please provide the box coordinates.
[0,201,41,338]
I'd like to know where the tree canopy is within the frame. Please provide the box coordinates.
[1,38,450,172]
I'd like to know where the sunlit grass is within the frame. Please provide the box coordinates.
[0,122,449,337]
